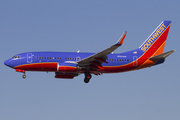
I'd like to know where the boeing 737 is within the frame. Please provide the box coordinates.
[4,21,175,83]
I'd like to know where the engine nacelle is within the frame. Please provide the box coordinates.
[58,66,77,72]
[58,62,83,72]
[55,73,75,79]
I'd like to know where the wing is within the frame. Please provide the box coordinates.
[77,32,127,69]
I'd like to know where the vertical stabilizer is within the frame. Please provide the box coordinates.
[139,21,171,56]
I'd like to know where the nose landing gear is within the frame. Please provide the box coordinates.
[16,69,26,79]
[22,74,26,79]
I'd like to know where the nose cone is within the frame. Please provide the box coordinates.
[4,59,12,68]
[4,60,8,66]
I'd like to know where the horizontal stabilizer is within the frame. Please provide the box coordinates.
[149,50,175,61]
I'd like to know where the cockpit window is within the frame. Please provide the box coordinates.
[12,56,21,59]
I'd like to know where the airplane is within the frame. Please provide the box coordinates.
[4,21,175,83]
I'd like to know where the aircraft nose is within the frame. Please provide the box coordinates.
[4,60,8,66]
[4,59,12,67]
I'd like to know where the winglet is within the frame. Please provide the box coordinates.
[114,31,127,46]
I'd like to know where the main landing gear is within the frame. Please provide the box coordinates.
[84,72,92,83]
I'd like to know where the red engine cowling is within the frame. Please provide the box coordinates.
[58,66,77,72]
[57,62,81,72]
[55,73,75,79]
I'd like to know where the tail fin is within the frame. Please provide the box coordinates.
[139,21,171,56]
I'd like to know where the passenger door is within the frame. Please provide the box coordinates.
[133,56,138,66]
[27,53,32,63]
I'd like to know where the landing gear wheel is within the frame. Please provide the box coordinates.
[84,73,92,83]
[22,74,26,79]
[84,78,90,83]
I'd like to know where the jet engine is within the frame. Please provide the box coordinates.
[55,72,78,79]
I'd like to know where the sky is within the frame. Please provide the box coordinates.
[0,0,180,120]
